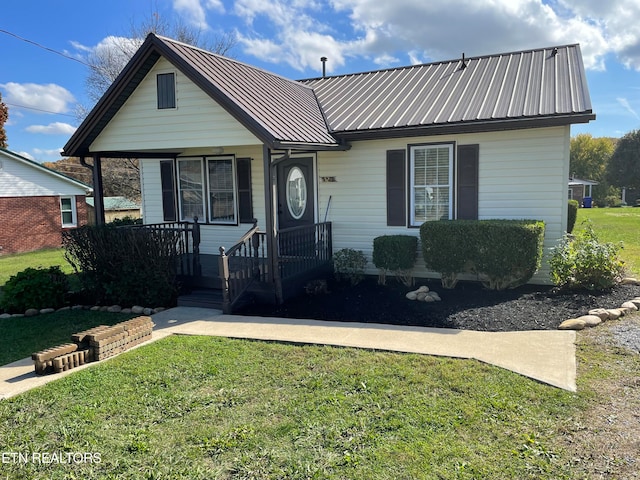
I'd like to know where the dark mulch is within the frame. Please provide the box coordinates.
[236,277,640,332]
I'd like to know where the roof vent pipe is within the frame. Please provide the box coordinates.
[460,53,467,70]
[321,56,327,77]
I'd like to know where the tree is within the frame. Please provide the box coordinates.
[85,12,236,104]
[570,133,617,205]
[606,129,640,190]
[0,92,8,148]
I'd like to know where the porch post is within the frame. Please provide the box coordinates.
[263,144,283,303]
[92,154,106,225]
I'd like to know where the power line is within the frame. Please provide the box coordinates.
[0,28,91,67]
[4,102,77,117]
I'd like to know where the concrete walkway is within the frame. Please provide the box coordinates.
[0,307,577,400]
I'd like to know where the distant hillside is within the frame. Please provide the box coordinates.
[43,157,141,202]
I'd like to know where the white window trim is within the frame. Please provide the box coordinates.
[177,158,206,222]
[409,143,454,226]
[207,156,238,225]
[60,196,77,228]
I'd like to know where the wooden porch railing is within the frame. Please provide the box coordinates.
[122,217,201,277]
[219,221,267,313]
[277,221,332,281]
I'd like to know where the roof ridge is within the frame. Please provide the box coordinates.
[300,43,581,82]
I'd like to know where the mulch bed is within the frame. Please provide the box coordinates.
[236,277,640,332]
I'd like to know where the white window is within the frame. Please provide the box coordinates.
[177,156,241,224]
[207,157,237,224]
[60,196,77,227]
[410,144,453,226]
[177,159,205,221]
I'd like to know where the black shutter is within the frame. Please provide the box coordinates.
[236,158,253,223]
[456,144,479,220]
[386,149,406,226]
[160,160,177,222]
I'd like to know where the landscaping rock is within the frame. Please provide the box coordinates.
[423,295,436,303]
[630,298,640,309]
[90,306,101,312]
[406,291,417,300]
[143,308,153,315]
[416,286,429,293]
[0,313,11,319]
[606,309,623,320]
[100,306,109,312]
[621,301,638,311]
[57,306,71,312]
[416,292,428,301]
[121,308,132,314]
[621,277,640,286]
[427,292,441,301]
[132,305,145,314]
[40,308,55,315]
[153,307,165,313]
[11,314,25,318]
[25,308,39,317]
[588,308,610,321]
[558,318,587,330]
[580,315,603,327]
[71,305,84,310]
[107,305,122,313]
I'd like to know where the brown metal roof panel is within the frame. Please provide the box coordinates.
[523,50,544,116]
[477,55,511,119]
[506,53,531,118]
[490,54,519,119]
[457,56,499,121]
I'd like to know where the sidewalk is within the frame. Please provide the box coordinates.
[0,307,577,400]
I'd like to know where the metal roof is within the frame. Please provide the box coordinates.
[86,196,140,210]
[301,45,594,139]
[63,37,594,157]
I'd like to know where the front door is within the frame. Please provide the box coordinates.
[277,157,315,230]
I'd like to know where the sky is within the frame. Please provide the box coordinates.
[2,0,640,163]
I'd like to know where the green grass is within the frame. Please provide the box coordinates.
[0,335,590,479]
[576,207,640,277]
[0,310,137,366]
[0,248,73,286]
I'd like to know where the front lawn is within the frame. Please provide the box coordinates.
[0,334,597,479]
[0,248,73,286]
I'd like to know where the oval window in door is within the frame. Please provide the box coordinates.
[286,166,307,219]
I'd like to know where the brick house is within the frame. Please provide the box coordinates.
[0,148,92,255]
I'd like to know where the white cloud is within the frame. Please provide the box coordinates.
[172,0,225,29]
[0,82,76,114]
[26,122,77,135]
[617,97,640,119]
[33,148,64,158]
[233,0,640,74]
[17,151,35,161]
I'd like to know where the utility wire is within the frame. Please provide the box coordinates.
[0,28,91,67]
[4,102,77,117]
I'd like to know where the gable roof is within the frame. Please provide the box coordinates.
[0,148,92,193]
[63,36,594,157]
[301,44,595,139]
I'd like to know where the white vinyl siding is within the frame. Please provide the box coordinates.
[90,58,259,152]
[316,126,570,284]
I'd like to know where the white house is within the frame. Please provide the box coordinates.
[63,34,595,310]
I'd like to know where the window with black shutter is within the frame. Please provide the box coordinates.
[157,73,176,109]
[160,160,177,221]
[456,144,479,220]
[386,149,406,226]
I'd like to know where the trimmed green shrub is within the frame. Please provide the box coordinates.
[63,225,180,307]
[549,222,624,290]
[333,248,367,285]
[567,200,579,234]
[372,235,418,286]
[0,266,69,313]
[420,219,545,290]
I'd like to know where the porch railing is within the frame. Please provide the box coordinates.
[219,221,267,313]
[278,221,332,281]
[122,218,201,277]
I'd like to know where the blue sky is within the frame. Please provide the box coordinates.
[2,0,640,162]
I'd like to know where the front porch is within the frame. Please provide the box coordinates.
[134,220,333,312]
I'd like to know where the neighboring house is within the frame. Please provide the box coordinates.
[86,196,141,224]
[62,34,595,310]
[0,148,92,255]
[568,176,598,207]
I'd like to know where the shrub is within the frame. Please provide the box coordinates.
[372,235,418,286]
[567,200,579,234]
[0,266,69,313]
[63,225,180,307]
[420,220,545,290]
[333,248,367,285]
[109,216,143,227]
[604,195,622,208]
[549,222,624,290]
